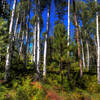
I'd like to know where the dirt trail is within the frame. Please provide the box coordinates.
[44,89,64,100]
[31,81,64,100]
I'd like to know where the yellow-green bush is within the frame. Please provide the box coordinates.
[15,77,46,100]
[87,75,100,93]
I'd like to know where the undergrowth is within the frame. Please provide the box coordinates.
[0,74,100,100]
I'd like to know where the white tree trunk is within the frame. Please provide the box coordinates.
[33,22,37,62]
[37,15,40,74]
[36,0,41,75]
[95,0,100,84]
[9,0,16,34]
[86,40,90,70]
[81,38,86,69]
[14,12,19,40]
[43,34,47,76]
[31,23,37,63]
[43,6,50,77]
[5,0,17,80]
[67,0,70,76]
[67,0,70,47]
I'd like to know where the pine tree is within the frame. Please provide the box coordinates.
[73,0,83,77]
[0,18,8,67]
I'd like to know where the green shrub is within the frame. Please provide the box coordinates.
[15,77,32,100]
[15,77,46,100]
[31,89,45,100]
[16,86,30,100]
[0,72,5,80]
[87,75,100,93]
[0,85,8,100]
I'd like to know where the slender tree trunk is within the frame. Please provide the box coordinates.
[73,0,83,77]
[67,0,70,78]
[43,33,47,77]
[95,0,100,84]
[35,22,37,68]
[19,10,26,56]
[81,37,86,69]
[37,15,40,74]
[43,5,50,77]
[33,0,38,71]
[86,40,89,70]
[25,0,30,67]
[79,28,86,69]
[67,0,70,47]
[84,31,90,70]
[31,21,37,68]
[33,22,37,62]
[14,11,19,40]
[4,0,17,81]
[36,0,41,75]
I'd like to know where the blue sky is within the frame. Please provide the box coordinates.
[40,0,75,39]
[8,0,75,39]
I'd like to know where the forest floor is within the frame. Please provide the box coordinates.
[0,77,100,100]
[31,81,100,100]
